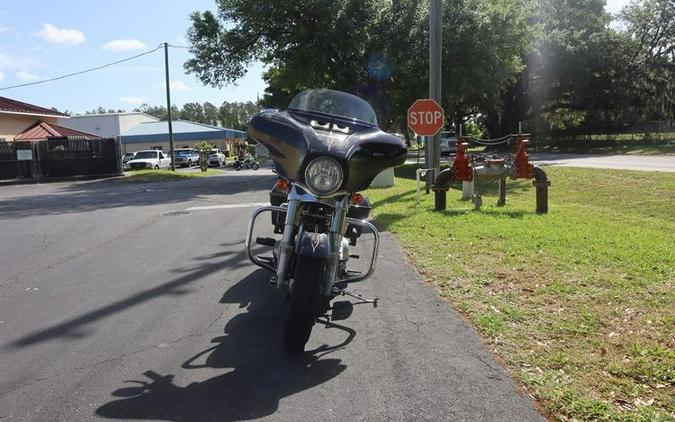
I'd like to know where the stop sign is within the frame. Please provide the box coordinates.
[407,99,445,136]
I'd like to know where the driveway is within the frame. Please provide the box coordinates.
[0,173,543,421]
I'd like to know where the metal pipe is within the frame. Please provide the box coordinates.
[416,168,430,205]
[497,177,506,207]
[533,166,550,214]
[434,167,454,189]
[434,189,447,211]
[432,167,454,211]
[429,0,442,191]
[461,180,474,200]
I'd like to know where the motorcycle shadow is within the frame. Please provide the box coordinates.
[96,269,353,421]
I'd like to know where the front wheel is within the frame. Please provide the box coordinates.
[283,256,325,353]
[251,162,260,170]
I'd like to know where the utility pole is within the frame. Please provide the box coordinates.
[429,0,442,191]
[164,42,176,171]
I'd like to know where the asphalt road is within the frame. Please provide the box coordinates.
[530,153,675,172]
[0,170,543,421]
[407,152,675,172]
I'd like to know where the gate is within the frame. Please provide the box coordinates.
[0,138,121,181]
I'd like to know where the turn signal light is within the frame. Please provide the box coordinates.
[351,193,364,204]
[275,178,289,191]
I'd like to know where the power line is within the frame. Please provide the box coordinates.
[0,45,164,92]
[167,44,191,49]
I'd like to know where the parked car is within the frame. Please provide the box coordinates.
[440,131,458,156]
[206,149,226,167]
[122,152,136,170]
[126,150,172,170]
[174,148,200,167]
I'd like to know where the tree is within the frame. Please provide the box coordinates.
[134,104,180,121]
[180,102,205,122]
[486,0,616,136]
[203,102,219,125]
[620,0,675,125]
[193,141,215,172]
[491,0,675,136]
[218,100,258,130]
[185,0,536,135]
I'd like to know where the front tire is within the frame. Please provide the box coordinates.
[283,256,325,353]
[251,162,260,170]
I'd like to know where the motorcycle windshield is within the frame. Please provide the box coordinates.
[288,89,378,126]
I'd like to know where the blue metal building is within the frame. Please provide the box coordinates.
[120,120,247,153]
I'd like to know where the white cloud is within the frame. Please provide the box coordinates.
[119,96,146,106]
[0,52,41,71]
[15,71,39,82]
[0,71,4,81]
[102,39,146,52]
[164,80,189,92]
[0,53,12,69]
[36,23,85,45]
[0,24,11,33]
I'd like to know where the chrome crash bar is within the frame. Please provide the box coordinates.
[245,206,380,283]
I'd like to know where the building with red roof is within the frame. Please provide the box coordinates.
[0,96,81,143]
[0,96,121,181]
[14,121,100,141]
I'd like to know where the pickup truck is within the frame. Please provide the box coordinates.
[122,152,136,170]
[126,150,172,170]
[174,148,200,167]
[206,149,226,167]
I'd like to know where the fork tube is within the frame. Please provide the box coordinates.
[275,198,300,288]
[325,197,349,293]
[330,198,349,253]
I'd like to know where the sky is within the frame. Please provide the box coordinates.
[0,0,266,114]
[0,0,631,114]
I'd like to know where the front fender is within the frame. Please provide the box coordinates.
[295,226,330,258]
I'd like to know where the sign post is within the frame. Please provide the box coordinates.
[429,0,442,195]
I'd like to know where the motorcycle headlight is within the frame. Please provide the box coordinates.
[304,157,343,196]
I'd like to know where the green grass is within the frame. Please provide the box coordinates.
[118,169,222,183]
[365,165,675,421]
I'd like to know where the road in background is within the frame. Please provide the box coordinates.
[531,153,675,172]
[406,152,674,172]
[0,171,542,421]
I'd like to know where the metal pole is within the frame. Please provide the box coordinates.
[424,136,431,193]
[164,42,176,171]
[429,0,442,191]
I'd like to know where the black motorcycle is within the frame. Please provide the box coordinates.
[233,156,260,170]
[245,89,406,352]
